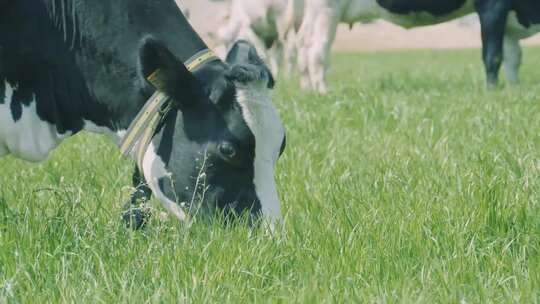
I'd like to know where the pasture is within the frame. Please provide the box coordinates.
[2,47,540,303]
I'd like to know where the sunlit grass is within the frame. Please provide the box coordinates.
[1,47,540,303]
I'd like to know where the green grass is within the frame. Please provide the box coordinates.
[2,47,540,303]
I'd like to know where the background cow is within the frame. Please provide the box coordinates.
[209,0,303,75]
[297,0,540,93]
[1,0,286,228]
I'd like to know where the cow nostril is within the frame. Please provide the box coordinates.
[218,142,237,159]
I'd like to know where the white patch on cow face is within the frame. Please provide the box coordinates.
[141,142,187,222]
[235,80,285,226]
[0,80,71,162]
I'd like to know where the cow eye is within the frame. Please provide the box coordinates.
[218,142,237,160]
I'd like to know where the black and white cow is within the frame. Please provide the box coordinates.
[297,0,540,93]
[210,0,304,76]
[0,0,286,228]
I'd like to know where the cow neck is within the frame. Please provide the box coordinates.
[113,13,213,132]
[120,49,221,170]
[7,0,222,142]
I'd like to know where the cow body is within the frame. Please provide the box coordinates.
[1,0,285,228]
[297,0,540,93]
[212,0,303,75]
[342,0,474,28]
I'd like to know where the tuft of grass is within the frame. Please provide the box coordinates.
[2,47,540,303]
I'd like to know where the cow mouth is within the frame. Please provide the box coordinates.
[183,186,260,221]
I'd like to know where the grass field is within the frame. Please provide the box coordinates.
[2,47,540,303]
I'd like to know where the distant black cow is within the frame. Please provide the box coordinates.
[0,0,286,228]
[297,0,540,93]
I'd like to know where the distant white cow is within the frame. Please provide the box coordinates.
[211,0,303,75]
[297,0,540,94]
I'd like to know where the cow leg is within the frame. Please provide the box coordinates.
[296,42,311,90]
[296,5,318,91]
[122,167,152,229]
[475,0,511,87]
[267,41,282,76]
[282,30,297,76]
[275,10,297,77]
[306,3,339,94]
[503,34,522,85]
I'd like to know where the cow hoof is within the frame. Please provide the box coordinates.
[486,81,499,90]
[317,85,328,95]
[122,206,149,229]
[486,77,499,89]
[506,78,520,86]
[300,78,312,91]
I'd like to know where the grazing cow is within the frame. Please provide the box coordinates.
[297,0,540,93]
[210,0,303,75]
[0,0,286,229]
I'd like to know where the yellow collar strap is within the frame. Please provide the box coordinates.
[185,49,220,71]
[119,49,219,170]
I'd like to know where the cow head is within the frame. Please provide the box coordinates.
[137,39,285,226]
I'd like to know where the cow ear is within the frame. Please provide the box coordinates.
[225,40,275,89]
[139,37,201,107]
